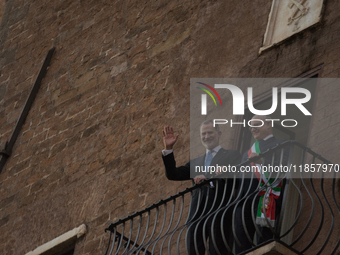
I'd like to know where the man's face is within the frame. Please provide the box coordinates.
[250,117,272,141]
[200,123,221,150]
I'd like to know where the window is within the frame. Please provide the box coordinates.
[234,65,323,152]
[234,66,323,245]
[25,224,86,255]
[237,77,317,153]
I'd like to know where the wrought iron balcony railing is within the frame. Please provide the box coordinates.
[104,141,340,255]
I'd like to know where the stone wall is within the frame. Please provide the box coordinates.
[0,0,5,24]
[0,0,339,254]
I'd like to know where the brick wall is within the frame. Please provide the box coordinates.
[0,0,339,254]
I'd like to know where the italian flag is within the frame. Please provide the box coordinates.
[248,141,282,228]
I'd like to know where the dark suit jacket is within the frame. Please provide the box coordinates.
[162,148,241,221]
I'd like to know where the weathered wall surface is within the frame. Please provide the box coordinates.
[0,0,5,23]
[0,0,339,254]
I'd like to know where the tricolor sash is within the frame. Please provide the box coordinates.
[248,141,282,228]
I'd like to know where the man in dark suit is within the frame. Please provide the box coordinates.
[234,115,289,254]
[162,120,241,255]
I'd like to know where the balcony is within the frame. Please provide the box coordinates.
[104,141,340,254]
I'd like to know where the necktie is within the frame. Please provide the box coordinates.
[205,150,214,168]
[205,150,215,188]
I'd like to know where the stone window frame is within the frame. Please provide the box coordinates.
[25,224,86,255]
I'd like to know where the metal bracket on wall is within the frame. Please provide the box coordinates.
[0,47,55,174]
